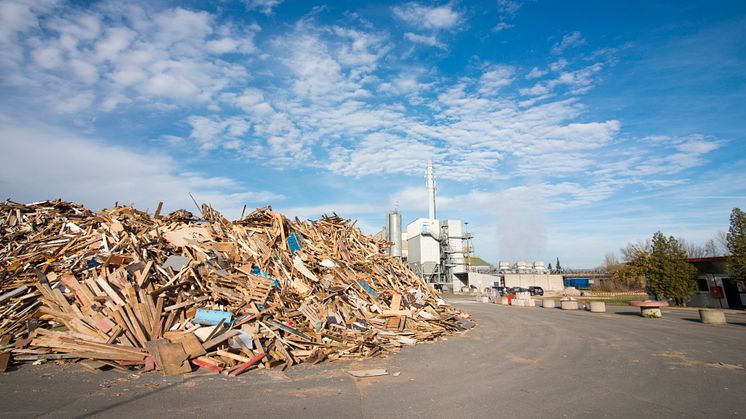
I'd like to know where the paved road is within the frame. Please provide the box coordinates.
[1,298,745,418]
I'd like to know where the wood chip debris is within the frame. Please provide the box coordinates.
[0,199,474,375]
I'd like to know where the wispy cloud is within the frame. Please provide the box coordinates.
[493,0,523,32]
[243,0,283,15]
[0,1,739,269]
[392,2,461,30]
[551,31,585,55]
[404,32,446,49]
[0,118,282,217]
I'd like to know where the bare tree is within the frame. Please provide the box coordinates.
[703,239,718,257]
[677,237,707,258]
[620,239,651,262]
[602,252,622,273]
[716,230,730,256]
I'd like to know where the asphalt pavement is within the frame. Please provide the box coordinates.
[1,297,745,418]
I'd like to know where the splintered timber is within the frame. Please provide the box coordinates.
[0,199,473,376]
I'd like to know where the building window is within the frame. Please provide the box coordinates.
[697,277,709,292]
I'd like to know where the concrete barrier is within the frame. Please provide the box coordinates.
[499,296,509,305]
[589,301,606,313]
[561,300,578,310]
[699,309,726,325]
[543,299,556,309]
[630,300,668,318]
[641,307,662,318]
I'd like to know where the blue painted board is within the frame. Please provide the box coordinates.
[193,309,232,326]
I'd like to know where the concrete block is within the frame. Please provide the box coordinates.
[542,299,556,309]
[641,307,662,318]
[561,300,578,310]
[699,309,726,325]
[589,301,606,313]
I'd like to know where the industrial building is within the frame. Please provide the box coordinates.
[383,161,567,293]
[465,260,564,292]
[382,161,472,291]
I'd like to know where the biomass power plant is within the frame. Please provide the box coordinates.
[383,160,472,292]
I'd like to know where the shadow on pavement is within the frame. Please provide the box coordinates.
[681,318,746,327]
[72,377,189,419]
[613,311,642,317]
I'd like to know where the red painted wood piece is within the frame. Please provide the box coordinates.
[192,358,223,372]
[229,351,267,377]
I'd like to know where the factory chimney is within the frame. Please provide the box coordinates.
[426,160,436,220]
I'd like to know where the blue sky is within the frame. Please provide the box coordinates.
[1,0,744,267]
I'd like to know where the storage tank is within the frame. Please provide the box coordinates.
[533,261,546,272]
[387,209,402,258]
[517,261,531,272]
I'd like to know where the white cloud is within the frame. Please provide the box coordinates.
[551,31,585,55]
[493,0,522,32]
[0,1,725,242]
[526,67,547,79]
[497,0,523,18]
[243,0,283,15]
[68,59,99,84]
[187,115,251,150]
[0,120,283,217]
[630,135,722,176]
[404,32,445,49]
[393,3,461,30]
[520,62,603,96]
[549,58,568,72]
[477,64,515,95]
[492,22,513,32]
[327,132,441,177]
[0,4,258,115]
[55,90,95,113]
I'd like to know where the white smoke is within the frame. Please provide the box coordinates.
[496,182,547,261]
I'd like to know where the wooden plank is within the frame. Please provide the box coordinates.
[390,294,402,310]
[95,277,126,306]
[202,330,240,351]
[0,335,11,372]
[228,351,267,377]
[192,357,223,372]
[169,333,205,358]
[217,349,251,363]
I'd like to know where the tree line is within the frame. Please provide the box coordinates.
[601,208,746,305]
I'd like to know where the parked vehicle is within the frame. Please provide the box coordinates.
[528,286,544,296]
[563,278,591,289]
[491,286,510,295]
[508,286,529,294]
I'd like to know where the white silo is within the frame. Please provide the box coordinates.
[387,209,403,258]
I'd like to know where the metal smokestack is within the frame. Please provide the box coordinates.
[426,160,436,220]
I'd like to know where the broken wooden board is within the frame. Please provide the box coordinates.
[0,199,474,377]
[146,339,191,376]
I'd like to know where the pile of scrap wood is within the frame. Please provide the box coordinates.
[0,199,473,375]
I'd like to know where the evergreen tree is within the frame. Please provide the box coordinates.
[727,208,746,285]
[555,258,562,273]
[646,232,697,305]
[548,263,553,272]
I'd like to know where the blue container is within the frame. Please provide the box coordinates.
[563,278,590,289]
